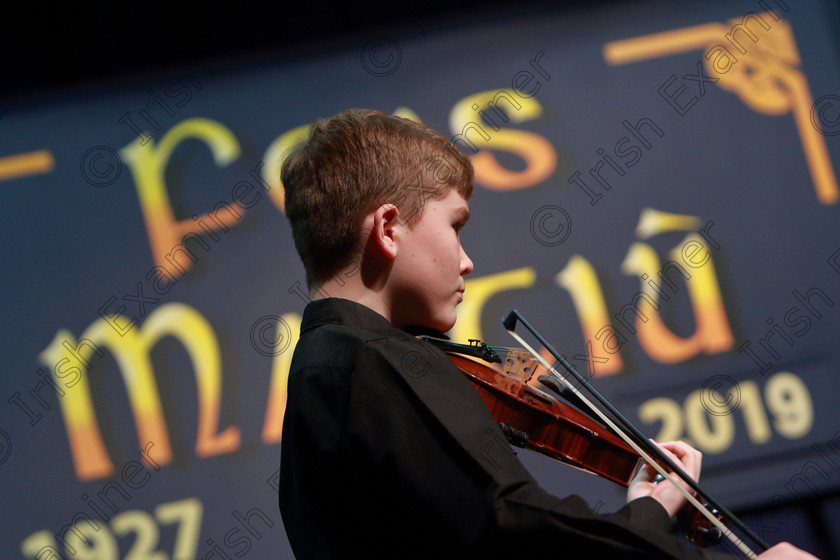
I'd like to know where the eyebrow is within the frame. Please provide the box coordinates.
[453,207,470,222]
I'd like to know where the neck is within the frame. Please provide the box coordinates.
[313,272,394,324]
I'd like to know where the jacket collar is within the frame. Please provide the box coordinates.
[300,297,399,335]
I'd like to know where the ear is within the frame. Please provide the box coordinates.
[368,203,401,260]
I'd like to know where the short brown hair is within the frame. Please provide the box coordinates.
[281,109,474,289]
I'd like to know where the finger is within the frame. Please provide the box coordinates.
[630,461,655,485]
[652,440,702,480]
[655,440,697,461]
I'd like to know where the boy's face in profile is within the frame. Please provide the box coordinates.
[388,188,474,333]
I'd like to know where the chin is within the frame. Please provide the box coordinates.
[396,301,457,333]
[430,313,457,334]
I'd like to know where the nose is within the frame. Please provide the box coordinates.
[460,244,474,275]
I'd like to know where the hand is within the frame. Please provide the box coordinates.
[626,440,701,518]
[756,542,820,559]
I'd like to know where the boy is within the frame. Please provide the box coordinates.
[278,109,814,559]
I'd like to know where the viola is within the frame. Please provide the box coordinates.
[420,310,769,558]
[429,337,641,486]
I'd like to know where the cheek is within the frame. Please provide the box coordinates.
[431,241,456,272]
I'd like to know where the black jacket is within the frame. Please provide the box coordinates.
[279,298,729,559]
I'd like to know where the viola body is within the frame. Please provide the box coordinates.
[447,352,641,486]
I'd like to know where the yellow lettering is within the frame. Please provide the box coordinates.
[714,20,838,204]
[621,230,733,363]
[449,90,556,190]
[704,44,738,74]
[556,255,624,375]
[121,118,242,276]
[604,15,838,205]
[261,313,302,443]
[39,303,240,480]
[39,331,115,480]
